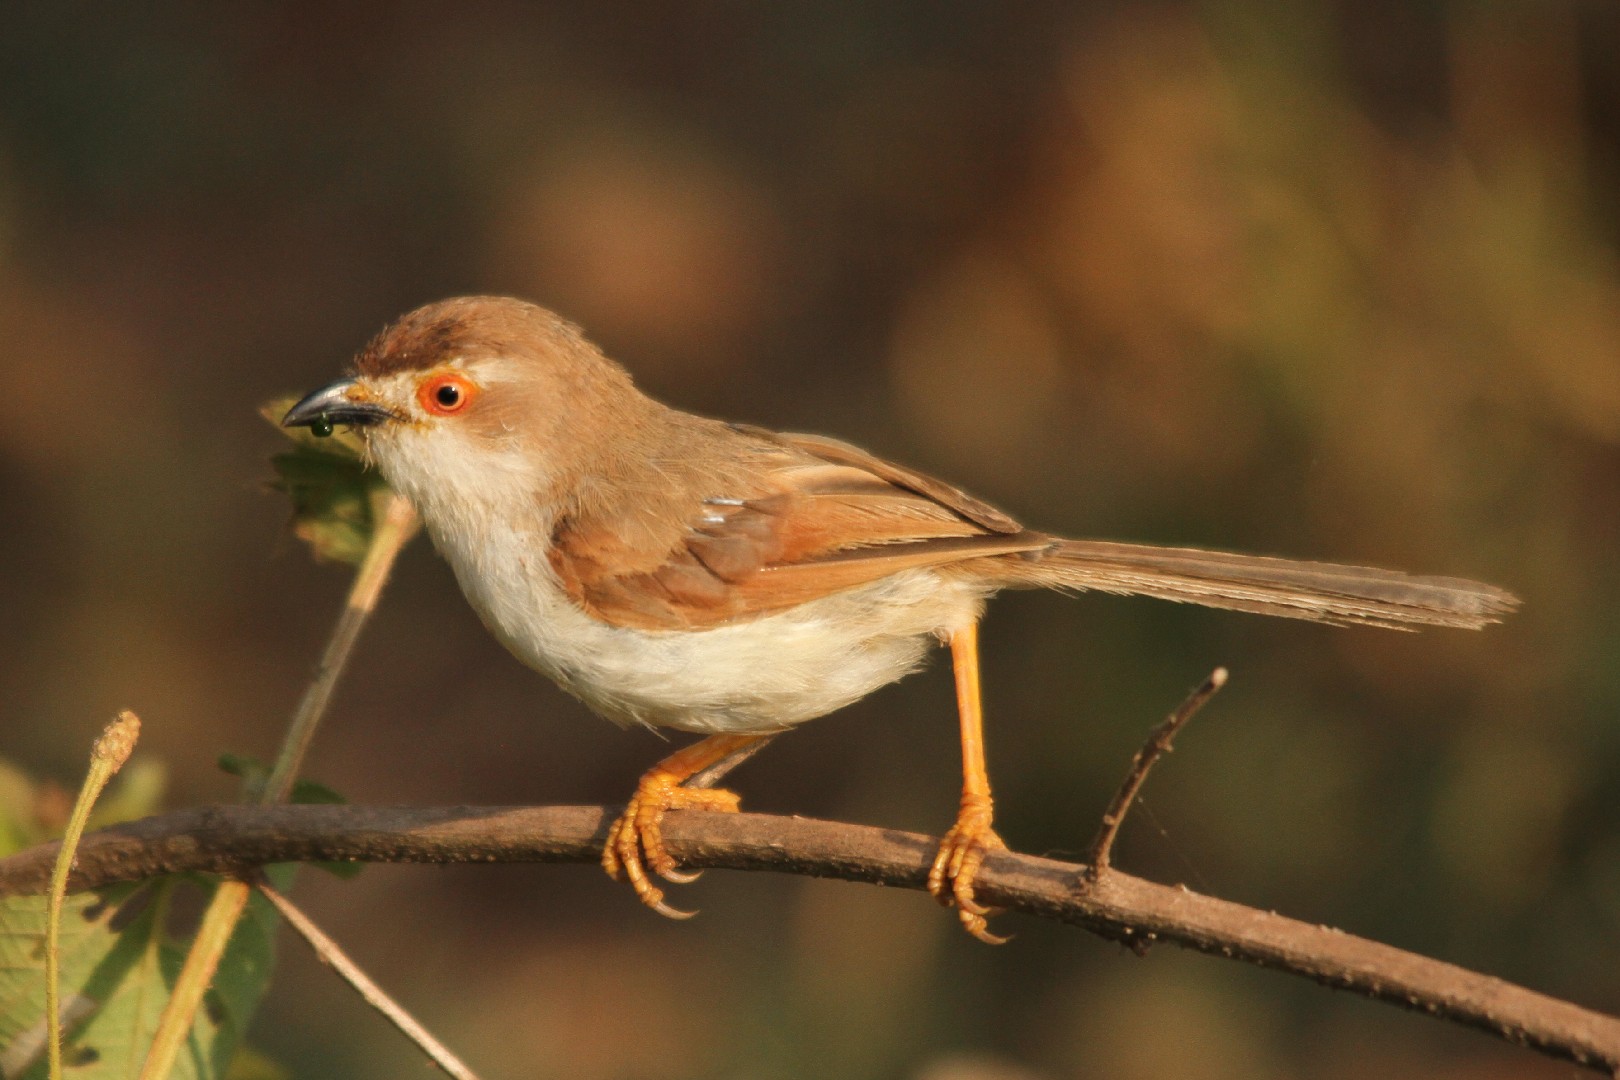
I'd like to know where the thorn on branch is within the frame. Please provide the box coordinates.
[1085,667,1228,880]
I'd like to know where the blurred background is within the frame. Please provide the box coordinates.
[2,1,1618,1077]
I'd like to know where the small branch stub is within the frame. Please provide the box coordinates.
[1086,667,1228,878]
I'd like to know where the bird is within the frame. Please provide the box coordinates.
[283,295,1519,941]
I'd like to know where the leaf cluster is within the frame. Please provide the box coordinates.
[0,760,278,1080]
[259,398,388,566]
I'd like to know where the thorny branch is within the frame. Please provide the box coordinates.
[2,802,1617,1075]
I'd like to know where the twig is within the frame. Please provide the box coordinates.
[3,802,1616,1074]
[135,882,251,1078]
[137,491,419,1080]
[257,882,481,1080]
[45,711,141,1080]
[261,492,421,806]
[1086,667,1227,877]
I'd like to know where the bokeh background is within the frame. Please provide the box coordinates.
[3,2,1619,1077]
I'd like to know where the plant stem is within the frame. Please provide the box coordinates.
[260,492,419,806]
[258,883,482,1080]
[47,711,140,1080]
[137,490,417,1080]
[135,881,251,1080]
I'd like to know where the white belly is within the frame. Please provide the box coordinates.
[434,518,986,734]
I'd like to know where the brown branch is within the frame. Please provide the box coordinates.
[1087,667,1227,876]
[1,804,1617,1074]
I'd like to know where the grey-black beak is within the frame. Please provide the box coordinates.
[282,378,397,432]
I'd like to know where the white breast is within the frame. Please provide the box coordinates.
[373,422,987,734]
[442,514,984,734]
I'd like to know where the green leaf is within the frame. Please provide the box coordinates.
[215,755,346,807]
[214,755,269,802]
[221,1046,289,1080]
[0,879,278,1080]
[212,753,263,781]
[261,396,392,566]
[287,780,344,807]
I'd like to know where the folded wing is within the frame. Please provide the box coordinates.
[547,428,1045,630]
[549,424,1519,632]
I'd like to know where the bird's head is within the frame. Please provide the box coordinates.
[283,296,650,521]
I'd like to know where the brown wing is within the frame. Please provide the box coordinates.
[548,428,1044,630]
[733,426,1024,535]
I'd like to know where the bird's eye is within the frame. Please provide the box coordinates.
[418,372,476,417]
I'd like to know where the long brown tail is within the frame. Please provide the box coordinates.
[986,538,1519,630]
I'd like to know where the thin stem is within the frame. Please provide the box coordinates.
[135,881,251,1080]
[47,711,140,1080]
[138,490,418,1080]
[1086,667,1227,876]
[261,492,419,805]
[258,882,482,1080]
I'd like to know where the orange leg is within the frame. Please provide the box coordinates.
[602,733,765,919]
[927,621,1009,943]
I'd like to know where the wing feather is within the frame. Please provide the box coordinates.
[546,423,1518,633]
[548,431,1028,630]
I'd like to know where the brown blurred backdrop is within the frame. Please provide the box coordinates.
[3,2,1619,1077]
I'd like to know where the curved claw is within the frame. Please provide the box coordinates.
[958,908,1011,945]
[649,895,699,920]
[950,843,999,916]
[615,845,700,919]
[929,807,1008,941]
[600,778,742,919]
[954,887,994,918]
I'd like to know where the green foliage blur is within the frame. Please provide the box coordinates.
[0,753,277,1079]
[1,3,1617,1078]
[0,881,280,1080]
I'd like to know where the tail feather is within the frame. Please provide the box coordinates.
[987,539,1518,630]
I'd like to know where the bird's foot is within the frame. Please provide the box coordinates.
[602,774,741,919]
[927,794,1009,944]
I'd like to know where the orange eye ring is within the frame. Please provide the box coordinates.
[418,372,477,417]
